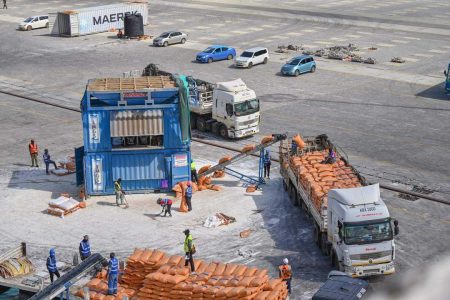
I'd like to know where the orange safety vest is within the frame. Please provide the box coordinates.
[279,264,292,280]
[29,143,38,154]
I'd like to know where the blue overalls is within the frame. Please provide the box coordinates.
[108,257,119,294]
[79,240,91,260]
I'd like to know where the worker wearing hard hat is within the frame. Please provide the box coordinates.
[185,182,193,212]
[183,229,196,273]
[279,258,292,295]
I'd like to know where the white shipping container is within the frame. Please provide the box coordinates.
[49,3,148,37]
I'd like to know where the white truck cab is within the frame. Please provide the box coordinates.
[212,79,260,138]
[328,184,398,277]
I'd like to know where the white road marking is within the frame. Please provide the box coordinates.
[413,53,434,58]
[403,37,421,40]
[391,39,410,44]
[402,57,419,62]
[428,49,447,53]
[315,41,333,45]
[346,34,362,38]
[302,29,317,33]
[377,43,395,47]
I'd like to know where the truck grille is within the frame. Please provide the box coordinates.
[239,119,257,126]
[350,250,391,260]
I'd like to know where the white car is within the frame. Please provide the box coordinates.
[18,15,49,31]
[235,47,269,68]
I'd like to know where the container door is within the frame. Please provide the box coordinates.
[171,153,190,187]
[75,146,84,186]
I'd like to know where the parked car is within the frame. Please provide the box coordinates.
[312,271,370,300]
[281,55,316,76]
[235,47,269,68]
[153,31,187,47]
[18,15,49,31]
[196,45,236,63]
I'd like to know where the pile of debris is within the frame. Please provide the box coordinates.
[391,57,406,63]
[303,44,377,64]
[275,44,303,53]
[203,213,236,228]
[47,195,84,217]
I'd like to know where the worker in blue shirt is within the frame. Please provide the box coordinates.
[291,140,297,155]
[79,235,91,261]
[43,149,58,175]
[185,182,193,212]
[107,252,119,295]
[46,248,60,283]
[263,150,271,179]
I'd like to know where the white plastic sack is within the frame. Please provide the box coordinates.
[203,215,222,228]
[57,198,79,211]
[48,197,67,207]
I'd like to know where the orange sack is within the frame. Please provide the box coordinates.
[241,144,255,153]
[261,136,274,144]
[198,165,211,175]
[179,196,188,212]
[292,134,305,149]
[218,156,232,164]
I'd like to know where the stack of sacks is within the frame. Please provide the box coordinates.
[290,150,362,211]
[241,144,255,153]
[172,181,199,212]
[121,249,181,290]
[261,136,274,144]
[47,196,80,217]
[213,155,232,178]
[52,156,76,176]
[138,259,287,300]
[138,265,190,299]
[292,134,306,150]
[74,278,136,300]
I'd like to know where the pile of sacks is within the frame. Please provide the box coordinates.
[121,249,183,290]
[75,275,137,300]
[290,150,362,211]
[137,256,288,300]
[47,195,82,217]
[52,155,76,176]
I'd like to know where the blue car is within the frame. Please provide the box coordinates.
[281,55,316,76]
[196,45,236,63]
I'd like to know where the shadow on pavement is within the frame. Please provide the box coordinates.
[416,82,449,101]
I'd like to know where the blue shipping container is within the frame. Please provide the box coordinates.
[79,76,191,195]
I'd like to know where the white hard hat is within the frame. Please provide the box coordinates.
[283,258,289,264]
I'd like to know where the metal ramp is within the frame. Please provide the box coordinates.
[29,253,106,300]
[199,133,287,183]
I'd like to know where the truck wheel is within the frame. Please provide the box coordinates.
[190,114,197,129]
[219,125,228,139]
[196,117,206,132]
[211,122,220,135]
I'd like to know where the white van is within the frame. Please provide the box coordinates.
[235,47,269,68]
[18,15,49,31]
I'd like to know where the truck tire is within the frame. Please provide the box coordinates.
[211,121,220,135]
[196,117,206,132]
[219,124,228,139]
[190,114,197,129]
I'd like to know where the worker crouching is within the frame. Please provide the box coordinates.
[279,258,292,295]
[157,198,172,217]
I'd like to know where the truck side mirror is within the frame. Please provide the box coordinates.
[394,220,399,236]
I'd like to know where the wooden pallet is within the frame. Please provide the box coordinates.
[87,76,176,91]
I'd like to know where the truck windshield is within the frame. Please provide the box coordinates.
[234,99,259,116]
[344,219,393,245]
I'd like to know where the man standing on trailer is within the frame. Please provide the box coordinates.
[28,139,39,167]
[43,149,58,175]
[279,258,292,295]
[79,235,91,261]
[263,150,271,179]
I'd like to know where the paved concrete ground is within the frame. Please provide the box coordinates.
[0,0,449,298]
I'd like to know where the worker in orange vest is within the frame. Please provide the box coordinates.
[28,139,39,167]
[278,258,292,295]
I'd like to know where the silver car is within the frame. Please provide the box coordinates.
[153,31,187,47]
